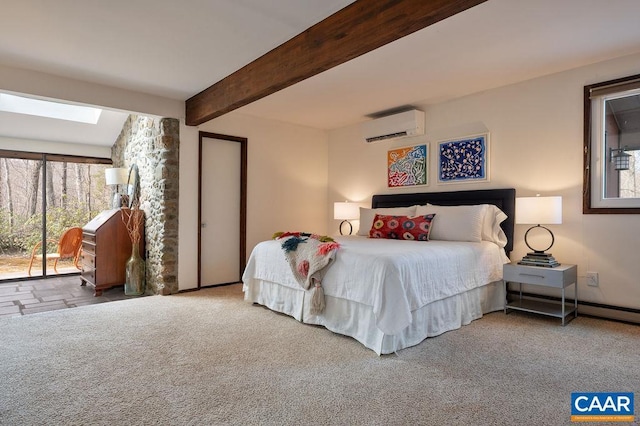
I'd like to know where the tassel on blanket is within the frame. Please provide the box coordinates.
[311,280,325,314]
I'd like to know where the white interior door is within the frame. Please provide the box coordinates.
[200,136,241,286]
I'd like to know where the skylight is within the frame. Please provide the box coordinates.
[0,93,102,124]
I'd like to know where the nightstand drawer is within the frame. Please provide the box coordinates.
[503,263,577,288]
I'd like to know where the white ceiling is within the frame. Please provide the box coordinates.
[2,0,640,146]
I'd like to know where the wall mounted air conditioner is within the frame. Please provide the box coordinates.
[361,109,425,143]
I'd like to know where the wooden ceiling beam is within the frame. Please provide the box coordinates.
[185,0,488,126]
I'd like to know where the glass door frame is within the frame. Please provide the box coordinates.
[0,149,112,282]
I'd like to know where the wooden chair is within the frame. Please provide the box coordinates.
[27,227,83,276]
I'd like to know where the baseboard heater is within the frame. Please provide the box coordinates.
[505,290,640,325]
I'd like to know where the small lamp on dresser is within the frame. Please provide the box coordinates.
[334,201,359,235]
[105,167,129,209]
[515,195,562,267]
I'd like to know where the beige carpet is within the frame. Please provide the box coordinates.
[1,283,638,426]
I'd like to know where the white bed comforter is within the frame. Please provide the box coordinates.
[242,236,509,335]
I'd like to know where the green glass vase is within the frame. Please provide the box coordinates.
[124,242,145,296]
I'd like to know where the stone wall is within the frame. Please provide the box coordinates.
[112,115,179,295]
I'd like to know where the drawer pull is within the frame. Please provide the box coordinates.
[519,273,545,279]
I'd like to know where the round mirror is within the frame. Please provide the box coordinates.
[126,164,140,208]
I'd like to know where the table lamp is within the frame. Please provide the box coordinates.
[334,201,359,235]
[105,167,129,208]
[515,195,562,266]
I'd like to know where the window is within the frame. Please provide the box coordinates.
[0,93,102,124]
[0,150,112,279]
[584,74,640,213]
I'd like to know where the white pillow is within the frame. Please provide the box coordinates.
[414,203,508,246]
[481,204,508,248]
[414,204,485,242]
[357,206,416,236]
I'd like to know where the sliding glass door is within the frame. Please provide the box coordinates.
[0,151,111,280]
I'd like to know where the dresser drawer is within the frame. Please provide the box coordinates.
[81,241,96,255]
[81,269,96,285]
[81,253,96,270]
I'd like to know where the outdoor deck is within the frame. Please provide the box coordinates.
[0,274,137,317]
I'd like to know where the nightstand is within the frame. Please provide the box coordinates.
[503,262,578,325]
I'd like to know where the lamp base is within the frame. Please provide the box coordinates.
[112,193,121,209]
[527,251,552,257]
[524,224,555,253]
[338,220,353,236]
[112,192,129,209]
[518,251,560,268]
[521,225,560,267]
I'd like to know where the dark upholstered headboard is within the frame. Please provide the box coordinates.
[371,188,516,255]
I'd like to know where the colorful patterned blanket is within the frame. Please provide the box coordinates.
[273,232,340,314]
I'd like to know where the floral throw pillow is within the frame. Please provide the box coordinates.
[369,214,436,241]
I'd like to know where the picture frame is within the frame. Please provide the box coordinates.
[437,133,489,184]
[387,144,428,188]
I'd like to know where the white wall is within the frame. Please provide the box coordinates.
[200,113,329,244]
[177,123,199,290]
[328,52,640,312]
[176,113,329,290]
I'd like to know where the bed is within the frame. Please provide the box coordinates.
[242,188,516,355]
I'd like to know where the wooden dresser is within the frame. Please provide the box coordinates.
[80,209,144,296]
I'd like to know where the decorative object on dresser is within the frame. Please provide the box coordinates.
[125,163,140,209]
[333,201,359,235]
[104,167,129,208]
[515,195,562,267]
[80,209,145,296]
[121,203,146,296]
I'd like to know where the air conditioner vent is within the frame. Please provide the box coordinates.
[361,109,425,143]
[365,131,409,143]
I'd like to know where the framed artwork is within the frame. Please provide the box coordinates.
[387,144,428,188]
[437,133,489,184]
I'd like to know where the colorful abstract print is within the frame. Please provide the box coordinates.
[387,144,427,188]
[369,214,435,241]
[439,135,487,182]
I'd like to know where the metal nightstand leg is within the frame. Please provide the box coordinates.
[574,282,578,320]
[561,282,579,326]
[504,280,507,314]
[561,287,566,326]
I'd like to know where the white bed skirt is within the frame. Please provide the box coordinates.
[243,279,505,355]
